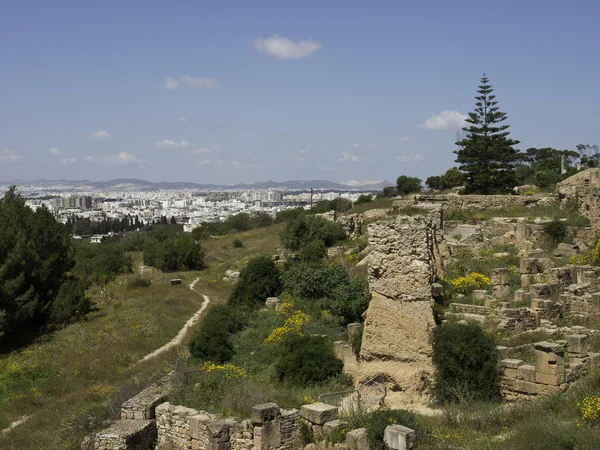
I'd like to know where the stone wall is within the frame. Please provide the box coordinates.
[500,338,600,400]
[557,168,600,231]
[359,207,442,407]
[410,194,556,210]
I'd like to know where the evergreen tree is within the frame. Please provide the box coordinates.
[455,75,521,194]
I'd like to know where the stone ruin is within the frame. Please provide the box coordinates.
[358,204,444,407]
[82,383,416,450]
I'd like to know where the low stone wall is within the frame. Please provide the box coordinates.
[410,194,556,210]
[501,338,600,400]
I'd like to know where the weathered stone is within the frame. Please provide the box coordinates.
[265,297,280,309]
[251,403,280,425]
[515,379,538,395]
[493,285,511,299]
[383,424,416,450]
[346,428,369,450]
[520,258,539,275]
[323,420,342,437]
[431,283,444,299]
[530,284,558,300]
[501,359,524,369]
[472,290,487,301]
[567,334,588,357]
[300,403,338,425]
[534,341,564,354]
[491,268,510,286]
[517,364,536,383]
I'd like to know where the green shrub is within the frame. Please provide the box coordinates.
[351,324,363,358]
[298,240,327,262]
[432,322,501,403]
[284,262,350,300]
[542,219,567,244]
[143,234,205,272]
[354,194,373,205]
[229,256,283,309]
[280,215,346,251]
[127,276,151,289]
[232,239,244,248]
[322,278,369,324]
[396,175,422,195]
[275,335,343,385]
[189,305,245,363]
[363,409,421,450]
[49,278,91,324]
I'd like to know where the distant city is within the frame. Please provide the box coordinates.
[2,178,390,235]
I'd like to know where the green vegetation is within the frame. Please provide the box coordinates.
[395,175,422,195]
[543,219,568,245]
[311,197,353,213]
[354,194,373,205]
[0,188,90,343]
[432,321,501,403]
[274,335,343,385]
[280,214,346,251]
[143,231,205,272]
[232,238,244,248]
[189,305,245,363]
[228,256,283,309]
[454,75,521,194]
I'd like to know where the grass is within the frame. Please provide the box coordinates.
[346,197,395,215]
[0,224,285,448]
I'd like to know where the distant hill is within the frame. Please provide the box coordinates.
[1,178,392,192]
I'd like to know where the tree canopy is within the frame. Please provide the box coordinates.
[455,75,521,194]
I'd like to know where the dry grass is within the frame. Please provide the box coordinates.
[0,225,283,448]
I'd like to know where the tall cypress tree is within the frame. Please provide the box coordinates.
[455,75,521,194]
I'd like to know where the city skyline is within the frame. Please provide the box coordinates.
[1,0,599,183]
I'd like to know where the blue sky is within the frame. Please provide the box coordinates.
[1,0,598,184]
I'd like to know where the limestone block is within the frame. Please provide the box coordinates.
[491,268,510,286]
[265,298,280,309]
[514,289,527,302]
[535,353,565,376]
[347,323,362,344]
[251,403,280,425]
[501,308,520,319]
[253,421,280,450]
[587,352,600,365]
[472,290,487,301]
[517,364,536,382]
[592,293,600,312]
[384,424,416,450]
[501,376,517,388]
[345,428,369,450]
[323,420,342,437]
[493,285,511,299]
[520,258,539,275]
[529,284,558,300]
[300,403,338,425]
[190,414,212,439]
[536,258,555,272]
[515,379,538,395]
[567,334,588,357]
[536,371,565,386]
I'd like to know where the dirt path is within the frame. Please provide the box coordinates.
[138,277,209,363]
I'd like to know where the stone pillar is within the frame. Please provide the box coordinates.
[252,403,281,450]
[360,208,441,407]
[491,268,510,299]
[534,341,565,386]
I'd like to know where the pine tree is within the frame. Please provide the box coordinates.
[455,75,521,194]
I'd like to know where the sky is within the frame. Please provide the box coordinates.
[1,0,599,185]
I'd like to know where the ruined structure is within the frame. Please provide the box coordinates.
[557,168,600,231]
[359,205,443,407]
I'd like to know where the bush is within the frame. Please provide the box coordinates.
[298,240,327,262]
[189,305,245,363]
[275,335,343,385]
[73,242,132,285]
[362,409,421,450]
[354,194,373,205]
[127,276,151,289]
[232,239,244,248]
[280,215,346,251]
[432,322,501,403]
[322,278,370,324]
[49,278,91,324]
[351,324,363,358]
[143,234,205,272]
[229,256,283,309]
[396,175,422,195]
[543,219,567,244]
[284,262,350,300]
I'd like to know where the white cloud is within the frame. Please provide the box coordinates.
[153,139,190,149]
[197,159,259,169]
[338,152,359,162]
[397,137,412,142]
[89,130,111,139]
[164,76,221,89]
[60,157,77,165]
[85,152,140,166]
[351,143,377,151]
[177,116,189,123]
[396,153,424,162]
[292,145,314,162]
[0,148,21,162]
[164,76,180,89]
[49,147,61,155]
[254,35,322,59]
[416,110,467,130]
